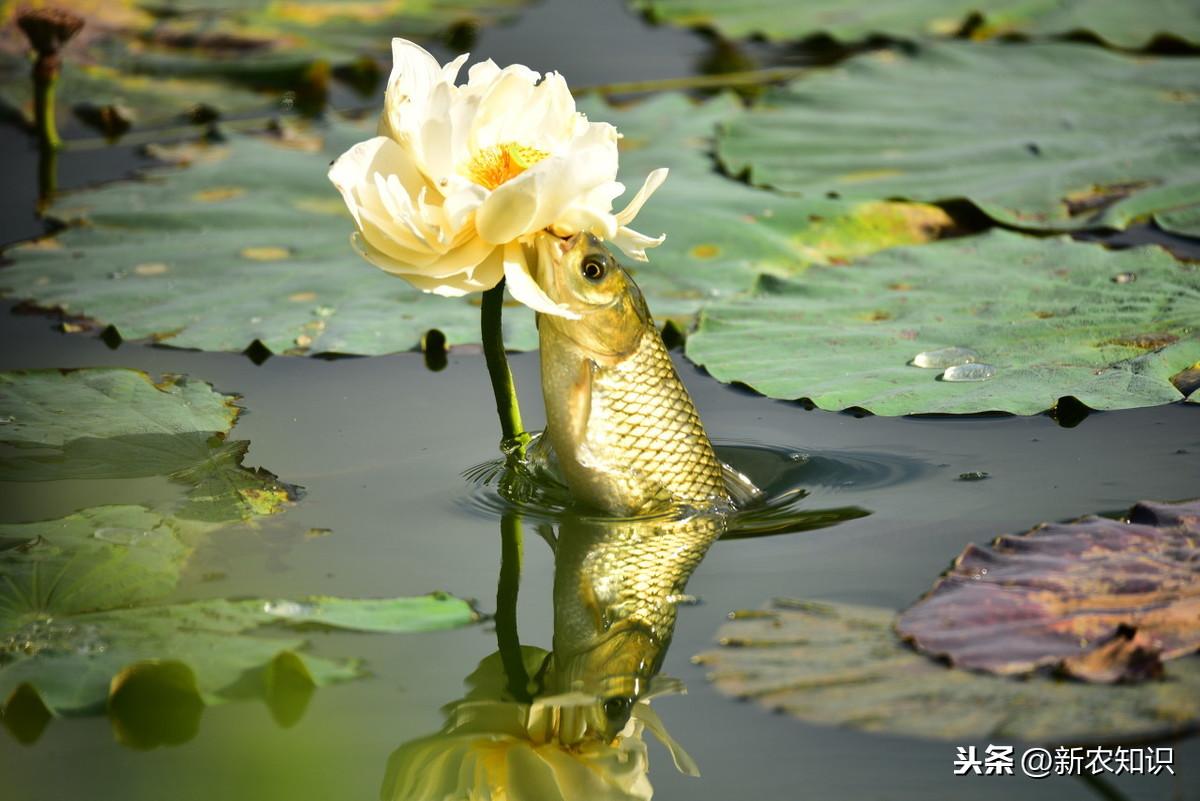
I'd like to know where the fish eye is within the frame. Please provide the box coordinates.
[581,255,607,282]
[602,696,634,723]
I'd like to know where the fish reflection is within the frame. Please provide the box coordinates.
[382,509,715,801]
[542,510,723,741]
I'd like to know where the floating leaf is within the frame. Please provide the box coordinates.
[0,120,537,354]
[0,508,476,719]
[695,598,1200,743]
[2,97,952,354]
[0,0,531,128]
[578,93,955,325]
[896,500,1200,683]
[628,0,1200,48]
[717,43,1200,231]
[686,230,1200,415]
[0,368,291,521]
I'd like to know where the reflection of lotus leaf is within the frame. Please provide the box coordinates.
[687,230,1200,415]
[897,500,1200,683]
[696,599,1200,743]
[717,43,1200,232]
[382,649,696,801]
[626,0,1200,47]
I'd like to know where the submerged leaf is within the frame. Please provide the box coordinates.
[717,43,1200,231]
[696,599,1200,743]
[896,500,1200,683]
[686,230,1200,415]
[627,0,1200,47]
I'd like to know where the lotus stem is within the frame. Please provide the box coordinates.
[480,279,529,462]
[18,7,84,152]
[496,512,532,703]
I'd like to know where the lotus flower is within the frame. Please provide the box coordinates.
[329,39,668,318]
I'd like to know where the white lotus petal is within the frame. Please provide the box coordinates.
[503,241,580,319]
[610,225,666,262]
[615,167,668,226]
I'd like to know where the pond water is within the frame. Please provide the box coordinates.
[2,1,1199,800]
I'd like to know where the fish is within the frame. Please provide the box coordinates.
[532,232,735,518]
[532,232,748,741]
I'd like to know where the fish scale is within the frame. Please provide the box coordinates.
[585,328,728,514]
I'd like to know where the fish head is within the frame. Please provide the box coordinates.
[535,232,651,358]
[545,620,664,741]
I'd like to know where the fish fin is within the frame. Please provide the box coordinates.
[566,358,593,447]
[722,461,764,508]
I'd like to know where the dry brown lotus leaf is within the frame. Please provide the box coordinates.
[895,500,1200,683]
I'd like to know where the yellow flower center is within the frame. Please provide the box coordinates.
[462,142,549,190]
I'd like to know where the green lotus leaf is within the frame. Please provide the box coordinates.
[685,230,1200,415]
[578,93,955,326]
[0,121,536,354]
[2,95,953,355]
[628,0,1200,48]
[0,368,292,522]
[0,0,530,130]
[695,598,1200,743]
[0,506,477,720]
[717,43,1200,231]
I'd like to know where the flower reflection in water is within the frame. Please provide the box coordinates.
[383,510,712,801]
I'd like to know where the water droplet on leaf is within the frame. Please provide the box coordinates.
[93,527,151,545]
[941,363,997,382]
[911,346,980,369]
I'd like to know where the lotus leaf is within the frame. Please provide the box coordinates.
[717,43,1200,231]
[628,0,1200,47]
[0,0,530,129]
[0,121,538,354]
[896,500,1200,683]
[578,93,954,325]
[2,96,953,354]
[0,368,291,521]
[695,598,1200,743]
[0,503,474,725]
[686,230,1200,415]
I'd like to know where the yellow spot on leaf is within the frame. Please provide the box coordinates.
[462,142,548,190]
[859,310,892,322]
[193,186,246,203]
[133,262,169,276]
[288,291,318,303]
[837,168,903,184]
[294,334,313,348]
[1160,89,1198,103]
[241,246,290,261]
[15,237,63,251]
[293,197,347,215]
[690,243,721,260]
